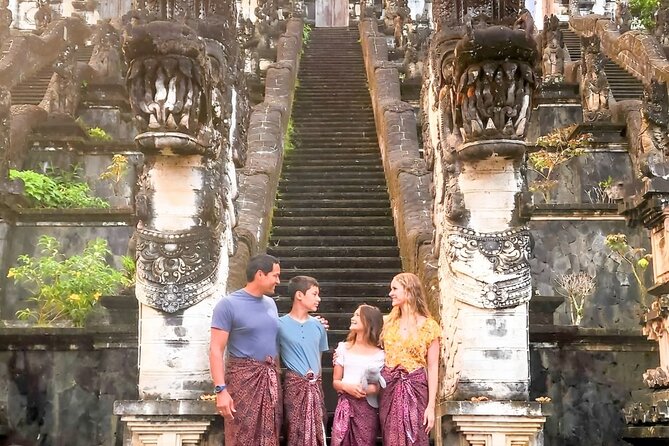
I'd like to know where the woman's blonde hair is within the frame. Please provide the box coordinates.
[383,272,431,328]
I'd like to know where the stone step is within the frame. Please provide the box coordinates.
[280,174,385,183]
[274,281,392,297]
[277,197,389,207]
[269,267,399,281]
[273,215,392,226]
[278,192,388,201]
[278,256,401,269]
[274,207,392,217]
[284,151,380,161]
[269,245,399,258]
[282,164,383,173]
[269,235,397,247]
[272,225,395,237]
[277,177,385,187]
[278,183,388,193]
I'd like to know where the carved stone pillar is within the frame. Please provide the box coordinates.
[621,81,669,442]
[122,2,239,400]
[423,9,546,445]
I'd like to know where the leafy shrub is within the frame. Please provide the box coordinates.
[529,125,591,203]
[9,169,109,209]
[9,236,128,327]
[87,127,113,142]
[605,233,651,307]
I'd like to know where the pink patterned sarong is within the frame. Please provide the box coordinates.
[282,370,326,446]
[331,393,380,446]
[379,365,429,446]
[225,356,281,446]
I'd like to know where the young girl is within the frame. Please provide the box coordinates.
[331,305,385,446]
[379,272,440,446]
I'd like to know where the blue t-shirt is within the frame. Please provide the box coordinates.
[211,289,279,361]
[278,315,329,376]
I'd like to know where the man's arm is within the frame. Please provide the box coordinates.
[210,327,235,419]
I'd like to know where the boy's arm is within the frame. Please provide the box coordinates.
[210,328,235,419]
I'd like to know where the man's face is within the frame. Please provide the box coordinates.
[257,263,281,295]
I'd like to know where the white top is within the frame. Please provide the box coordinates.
[334,341,385,385]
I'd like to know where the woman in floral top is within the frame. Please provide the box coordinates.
[379,272,440,446]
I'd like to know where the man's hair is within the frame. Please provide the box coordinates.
[246,254,280,282]
[287,275,319,301]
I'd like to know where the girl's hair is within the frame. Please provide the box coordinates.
[384,272,431,328]
[347,304,384,347]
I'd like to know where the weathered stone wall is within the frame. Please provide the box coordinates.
[1,221,134,319]
[357,17,437,307]
[531,218,650,328]
[227,18,303,290]
[569,16,669,84]
[530,330,656,446]
[0,327,138,445]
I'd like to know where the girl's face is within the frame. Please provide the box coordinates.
[389,279,408,307]
[349,308,365,332]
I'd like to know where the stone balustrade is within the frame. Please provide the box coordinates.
[227,18,304,290]
[569,15,669,84]
[357,17,438,308]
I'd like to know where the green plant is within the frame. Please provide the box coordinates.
[99,154,129,197]
[120,255,136,287]
[87,127,112,142]
[555,272,596,325]
[629,0,658,30]
[284,117,296,153]
[9,236,126,327]
[9,169,109,209]
[586,176,615,204]
[605,233,652,307]
[302,23,312,44]
[529,125,591,203]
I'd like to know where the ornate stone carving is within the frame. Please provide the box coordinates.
[581,36,611,122]
[124,10,238,313]
[445,225,532,309]
[135,225,222,312]
[640,81,669,177]
[89,22,124,84]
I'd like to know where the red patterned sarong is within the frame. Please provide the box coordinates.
[379,365,429,446]
[225,356,281,446]
[283,370,326,446]
[331,393,380,446]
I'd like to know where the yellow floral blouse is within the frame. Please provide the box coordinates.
[383,317,440,372]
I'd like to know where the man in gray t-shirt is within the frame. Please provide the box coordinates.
[209,254,282,446]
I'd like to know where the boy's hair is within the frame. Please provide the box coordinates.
[287,275,319,301]
[347,304,384,347]
[246,254,280,282]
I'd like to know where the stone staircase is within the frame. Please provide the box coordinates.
[267,26,400,432]
[561,27,644,101]
[10,45,94,106]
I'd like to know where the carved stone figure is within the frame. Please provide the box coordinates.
[582,50,611,122]
[0,0,11,42]
[656,0,669,46]
[615,0,632,33]
[542,35,566,80]
[49,44,79,115]
[33,0,52,35]
[89,22,124,84]
[638,81,669,179]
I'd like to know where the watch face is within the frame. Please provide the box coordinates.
[215,385,226,393]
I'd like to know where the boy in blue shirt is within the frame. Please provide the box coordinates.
[278,275,329,446]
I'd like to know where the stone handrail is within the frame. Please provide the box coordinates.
[0,17,89,90]
[358,18,438,309]
[227,18,303,290]
[569,15,669,84]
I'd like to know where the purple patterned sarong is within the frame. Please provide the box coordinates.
[331,393,380,446]
[283,370,326,446]
[379,365,429,446]
[225,356,281,446]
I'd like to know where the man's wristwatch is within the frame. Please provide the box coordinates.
[214,384,227,393]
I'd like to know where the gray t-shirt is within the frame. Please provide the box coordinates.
[211,289,279,361]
